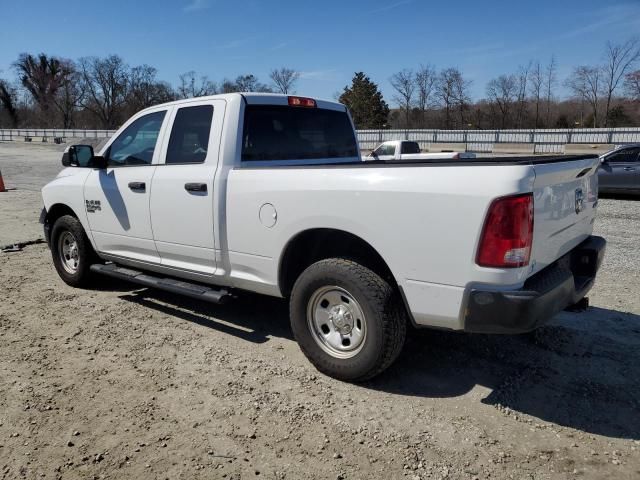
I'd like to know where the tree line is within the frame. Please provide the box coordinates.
[1,37,639,130]
[385,38,640,130]
[0,54,300,129]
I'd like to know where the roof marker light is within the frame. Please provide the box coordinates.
[288,96,317,107]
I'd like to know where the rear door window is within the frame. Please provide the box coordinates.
[166,105,214,164]
[241,106,358,162]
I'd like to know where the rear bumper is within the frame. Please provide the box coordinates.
[464,235,606,334]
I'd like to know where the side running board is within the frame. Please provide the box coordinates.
[90,263,232,304]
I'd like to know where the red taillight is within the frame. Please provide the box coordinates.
[476,193,534,268]
[288,96,317,107]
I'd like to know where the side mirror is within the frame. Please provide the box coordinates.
[61,145,108,169]
[61,145,95,167]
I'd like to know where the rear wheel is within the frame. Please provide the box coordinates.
[290,258,407,382]
[50,215,97,287]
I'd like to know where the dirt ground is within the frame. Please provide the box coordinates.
[0,142,639,480]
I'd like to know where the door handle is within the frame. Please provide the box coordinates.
[185,183,207,193]
[128,181,146,191]
[623,167,635,171]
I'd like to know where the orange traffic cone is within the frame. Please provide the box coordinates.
[0,170,6,192]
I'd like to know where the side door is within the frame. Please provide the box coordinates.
[600,146,640,191]
[83,108,170,264]
[617,147,640,190]
[149,99,226,275]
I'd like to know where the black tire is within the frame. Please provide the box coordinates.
[289,258,407,382]
[50,215,97,288]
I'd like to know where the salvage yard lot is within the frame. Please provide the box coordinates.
[1,142,639,480]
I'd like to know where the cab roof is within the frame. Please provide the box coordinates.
[147,92,346,112]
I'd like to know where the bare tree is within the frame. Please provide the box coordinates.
[234,74,271,93]
[14,53,65,125]
[452,69,472,127]
[436,68,469,128]
[390,69,415,129]
[270,67,300,94]
[177,71,218,98]
[414,64,436,127]
[51,59,84,128]
[128,65,175,114]
[220,78,239,94]
[529,61,544,128]
[544,55,557,126]
[566,66,601,127]
[602,38,640,126]
[515,63,531,128]
[625,70,640,100]
[0,78,19,127]
[78,55,129,129]
[486,74,518,129]
[436,68,456,129]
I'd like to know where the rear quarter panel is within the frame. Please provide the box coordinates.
[225,164,537,326]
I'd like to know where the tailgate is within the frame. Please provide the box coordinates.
[530,156,600,275]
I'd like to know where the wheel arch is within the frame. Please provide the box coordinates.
[43,203,98,254]
[43,204,78,243]
[278,228,398,298]
[45,203,79,223]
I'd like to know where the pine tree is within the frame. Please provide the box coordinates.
[339,72,389,129]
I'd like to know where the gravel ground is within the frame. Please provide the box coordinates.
[0,142,639,479]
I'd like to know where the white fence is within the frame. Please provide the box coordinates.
[2,127,640,152]
[0,129,116,142]
[356,128,640,153]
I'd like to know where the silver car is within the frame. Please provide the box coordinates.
[598,144,640,195]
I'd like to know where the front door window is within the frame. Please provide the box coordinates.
[106,111,166,166]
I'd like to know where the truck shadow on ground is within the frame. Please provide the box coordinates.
[370,307,640,441]
[118,288,293,344]
[118,288,639,441]
[599,192,640,201]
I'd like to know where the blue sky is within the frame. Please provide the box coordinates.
[1,0,639,106]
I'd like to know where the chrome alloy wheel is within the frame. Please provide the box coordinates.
[306,286,367,359]
[58,231,80,274]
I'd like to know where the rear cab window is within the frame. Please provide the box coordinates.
[401,142,420,154]
[241,105,358,165]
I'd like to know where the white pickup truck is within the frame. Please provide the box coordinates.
[41,93,606,381]
[365,140,476,161]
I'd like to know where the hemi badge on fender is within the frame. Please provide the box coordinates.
[85,200,101,213]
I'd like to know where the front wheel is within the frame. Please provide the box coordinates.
[289,258,407,382]
[50,215,97,288]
